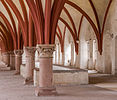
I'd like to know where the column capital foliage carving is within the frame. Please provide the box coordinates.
[14,50,23,56]
[2,52,9,56]
[8,51,15,55]
[24,47,36,56]
[37,44,55,58]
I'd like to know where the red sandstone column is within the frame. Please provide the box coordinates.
[24,47,36,84]
[14,50,23,75]
[35,44,57,96]
[9,51,15,70]
[2,52,10,66]
[61,52,65,65]
[0,49,2,61]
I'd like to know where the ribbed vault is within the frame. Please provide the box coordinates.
[0,0,113,54]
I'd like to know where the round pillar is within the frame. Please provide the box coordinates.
[61,52,65,65]
[75,43,80,68]
[0,49,2,61]
[24,47,36,84]
[35,44,57,96]
[2,52,10,66]
[71,42,74,66]
[9,51,15,70]
[14,50,23,75]
[95,51,103,73]
[88,40,94,70]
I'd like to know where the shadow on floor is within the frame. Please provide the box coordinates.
[89,74,117,84]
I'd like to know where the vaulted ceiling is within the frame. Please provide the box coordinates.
[0,0,115,53]
[0,0,113,33]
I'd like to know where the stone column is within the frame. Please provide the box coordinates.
[88,40,94,70]
[9,51,15,70]
[35,44,57,96]
[75,43,80,68]
[75,54,80,68]
[54,50,57,64]
[61,52,65,65]
[2,52,10,66]
[57,44,61,64]
[95,52,103,73]
[24,47,36,84]
[111,39,115,75]
[103,34,112,74]
[14,50,23,75]
[71,42,74,66]
[0,49,2,61]
[80,41,88,69]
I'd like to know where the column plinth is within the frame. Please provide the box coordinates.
[14,50,23,75]
[24,47,36,84]
[35,44,57,96]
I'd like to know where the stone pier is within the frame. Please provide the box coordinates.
[35,44,57,96]
[9,51,15,70]
[2,52,10,66]
[24,47,36,84]
[14,50,23,75]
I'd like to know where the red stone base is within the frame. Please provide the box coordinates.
[14,71,20,75]
[10,67,15,70]
[35,87,57,96]
[24,77,33,85]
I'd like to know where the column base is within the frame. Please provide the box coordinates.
[10,67,15,70]
[24,77,33,85]
[35,87,57,96]
[14,71,20,75]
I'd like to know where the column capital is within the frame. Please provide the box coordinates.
[37,44,55,58]
[2,52,9,55]
[24,47,36,56]
[14,50,23,56]
[8,51,15,55]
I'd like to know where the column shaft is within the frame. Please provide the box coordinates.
[71,42,74,66]
[24,47,36,84]
[88,40,94,70]
[14,50,23,75]
[61,52,65,65]
[35,44,57,96]
[2,52,10,66]
[10,52,15,70]
[95,52,103,73]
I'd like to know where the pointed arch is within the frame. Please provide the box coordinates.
[0,12,17,49]
[5,0,27,46]
[66,0,101,53]
[50,0,66,44]
[63,7,77,36]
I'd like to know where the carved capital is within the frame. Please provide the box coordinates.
[2,52,9,56]
[24,47,36,56]
[37,44,55,58]
[8,51,15,55]
[14,50,23,56]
